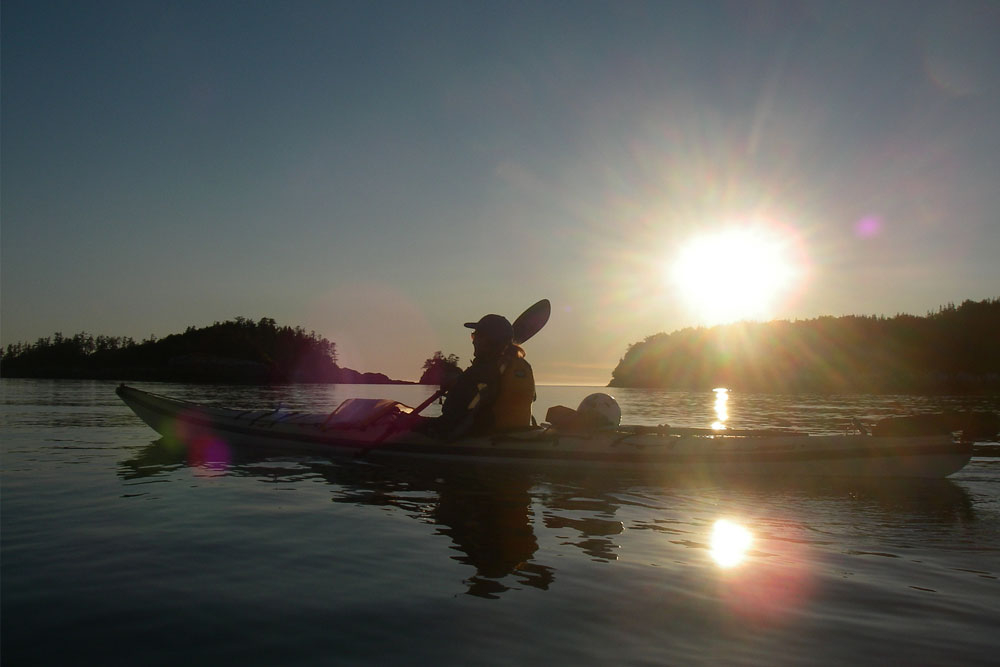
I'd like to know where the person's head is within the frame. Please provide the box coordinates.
[464,314,513,358]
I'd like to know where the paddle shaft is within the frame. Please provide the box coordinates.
[410,387,447,417]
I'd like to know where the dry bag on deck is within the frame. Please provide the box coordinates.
[492,356,535,430]
[323,398,412,430]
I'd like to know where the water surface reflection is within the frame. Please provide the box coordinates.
[710,519,752,568]
[119,437,978,601]
[711,387,729,431]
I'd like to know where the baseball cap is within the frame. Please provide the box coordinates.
[463,314,513,343]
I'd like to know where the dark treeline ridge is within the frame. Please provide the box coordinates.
[610,298,1000,394]
[418,351,462,385]
[0,317,405,384]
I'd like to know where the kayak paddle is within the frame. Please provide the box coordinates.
[512,299,551,346]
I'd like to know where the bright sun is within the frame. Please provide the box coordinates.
[667,226,800,324]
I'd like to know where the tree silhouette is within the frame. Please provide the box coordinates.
[420,351,462,386]
[610,298,1000,394]
[1,317,342,383]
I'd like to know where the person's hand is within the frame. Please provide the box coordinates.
[439,366,462,392]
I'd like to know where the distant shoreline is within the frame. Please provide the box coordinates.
[0,318,416,385]
[0,362,415,385]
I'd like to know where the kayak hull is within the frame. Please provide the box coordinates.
[116,385,973,479]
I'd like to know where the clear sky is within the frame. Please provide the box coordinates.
[3,1,998,385]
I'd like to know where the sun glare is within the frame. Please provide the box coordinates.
[711,387,729,431]
[710,519,753,568]
[668,226,799,324]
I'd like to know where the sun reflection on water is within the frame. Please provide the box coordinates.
[710,519,753,568]
[711,387,729,431]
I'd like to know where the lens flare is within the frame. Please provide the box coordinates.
[854,215,883,238]
[164,411,232,476]
[715,517,816,626]
[710,519,753,568]
[189,435,232,476]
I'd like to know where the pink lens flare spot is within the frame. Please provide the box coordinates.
[854,216,883,238]
[189,436,232,476]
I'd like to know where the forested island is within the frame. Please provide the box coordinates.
[5,299,998,393]
[610,298,1000,395]
[0,317,410,384]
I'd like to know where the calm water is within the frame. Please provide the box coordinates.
[2,379,999,666]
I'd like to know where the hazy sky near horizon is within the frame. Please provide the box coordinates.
[3,1,999,385]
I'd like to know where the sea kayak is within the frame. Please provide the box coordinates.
[116,384,973,478]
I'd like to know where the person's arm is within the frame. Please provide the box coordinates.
[438,363,498,438]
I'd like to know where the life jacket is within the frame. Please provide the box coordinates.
[491,354,535,430]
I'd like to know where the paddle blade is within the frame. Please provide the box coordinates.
[512,299,551,345]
